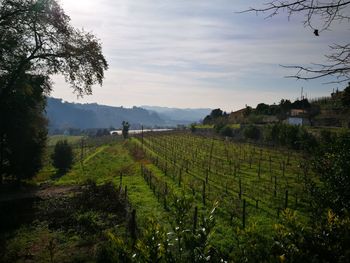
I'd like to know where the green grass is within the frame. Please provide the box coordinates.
[195,124,214,129]
[47,135,84,146]
[53,141,171,230]
[23,133,318,259]
[229,123,241,129]
[56,144,132,185]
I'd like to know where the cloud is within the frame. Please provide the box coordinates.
[51,0,348,111]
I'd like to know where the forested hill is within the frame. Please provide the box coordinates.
[46,97,165,131]
[141,106,211,124]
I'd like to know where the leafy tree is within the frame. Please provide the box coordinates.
[203,108,225,125]
[122,121,130,139]
[242,1,350,83]
[273,209,350,263]
[341,82,350,107]
[0,0,108,181]
[312,132,350,215]
[190,123,197,133]
[210,108,223,119]
[51,140,73,174]
[243,105,253,117]
[243,124,260,140]
[0,74,48,182]
[0,0,108,96]
[255,103,270,115]
[219,125,233,137]
[279,99,292,113]
[214,122,225,134]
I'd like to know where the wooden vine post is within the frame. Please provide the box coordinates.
[193,206,198,233]
[202,180,206,206]
[242,199,246,229]
[130,209,137,245]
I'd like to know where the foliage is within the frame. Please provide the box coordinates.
[231,224,273,262]
[0,0,108,95]
[122,121,130,139]
[96,232,133,263]
[0,74,48,181]
[243,105,253,117]
[341,82,350,107]
[219,125,233,137]
[243,124,261,140]
[311,132,350,215]
[183,202,219,263]
[273,209,350,263]
[263,123,317,151]
[0,0,108,181]
[134,218,172,263]
[190,123,197,133]
[255,103,270,115]
[51,140,73,174]
[203,108,227,125]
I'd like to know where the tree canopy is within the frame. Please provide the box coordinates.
[0,0,108,181]
[0,0,108,96]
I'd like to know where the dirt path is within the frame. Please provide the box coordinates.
[0,185,80,203]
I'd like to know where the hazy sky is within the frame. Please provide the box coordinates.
[51,0,349,111]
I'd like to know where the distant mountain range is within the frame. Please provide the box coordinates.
[141,106,211,125]
[46,97,211,132]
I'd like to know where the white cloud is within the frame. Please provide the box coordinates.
[51,0,348,111]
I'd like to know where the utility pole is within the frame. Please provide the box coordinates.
[141,124,144,147]
[301,87,304,100]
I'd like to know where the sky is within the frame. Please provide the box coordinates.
[51,0,349,111]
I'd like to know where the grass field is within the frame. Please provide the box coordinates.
[47,135,84,146]
[3,132,320,261]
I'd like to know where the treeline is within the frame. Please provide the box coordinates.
[203,98,314,126]
[243,123,317,151]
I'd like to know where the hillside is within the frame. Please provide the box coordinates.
[46,97,165,131]
[45,98,211,133]
[141,105,211,125]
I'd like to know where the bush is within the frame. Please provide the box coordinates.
[51,140,73,174]
[243,125,260,140]
[220,125,233,137]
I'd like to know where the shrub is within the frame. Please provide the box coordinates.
[220,125,233,137]
[243,125,260,140]
[51,140,73,174]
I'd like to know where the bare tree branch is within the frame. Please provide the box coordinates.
[240,1,350,84]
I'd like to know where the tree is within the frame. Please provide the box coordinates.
[51,140,73,174]
[243,125,261,141]
[256,103,270,115]
[0,0,108,96]
[242,1,350,83]
[312,132,350,215]
[341,82,350,106]
[243,105,253,117]
[0,74,48,181]
[190,123,197,133]
[220,125,233,137]
[122,121,130,139]
[210,108,223,118]
[0,0,108,181]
